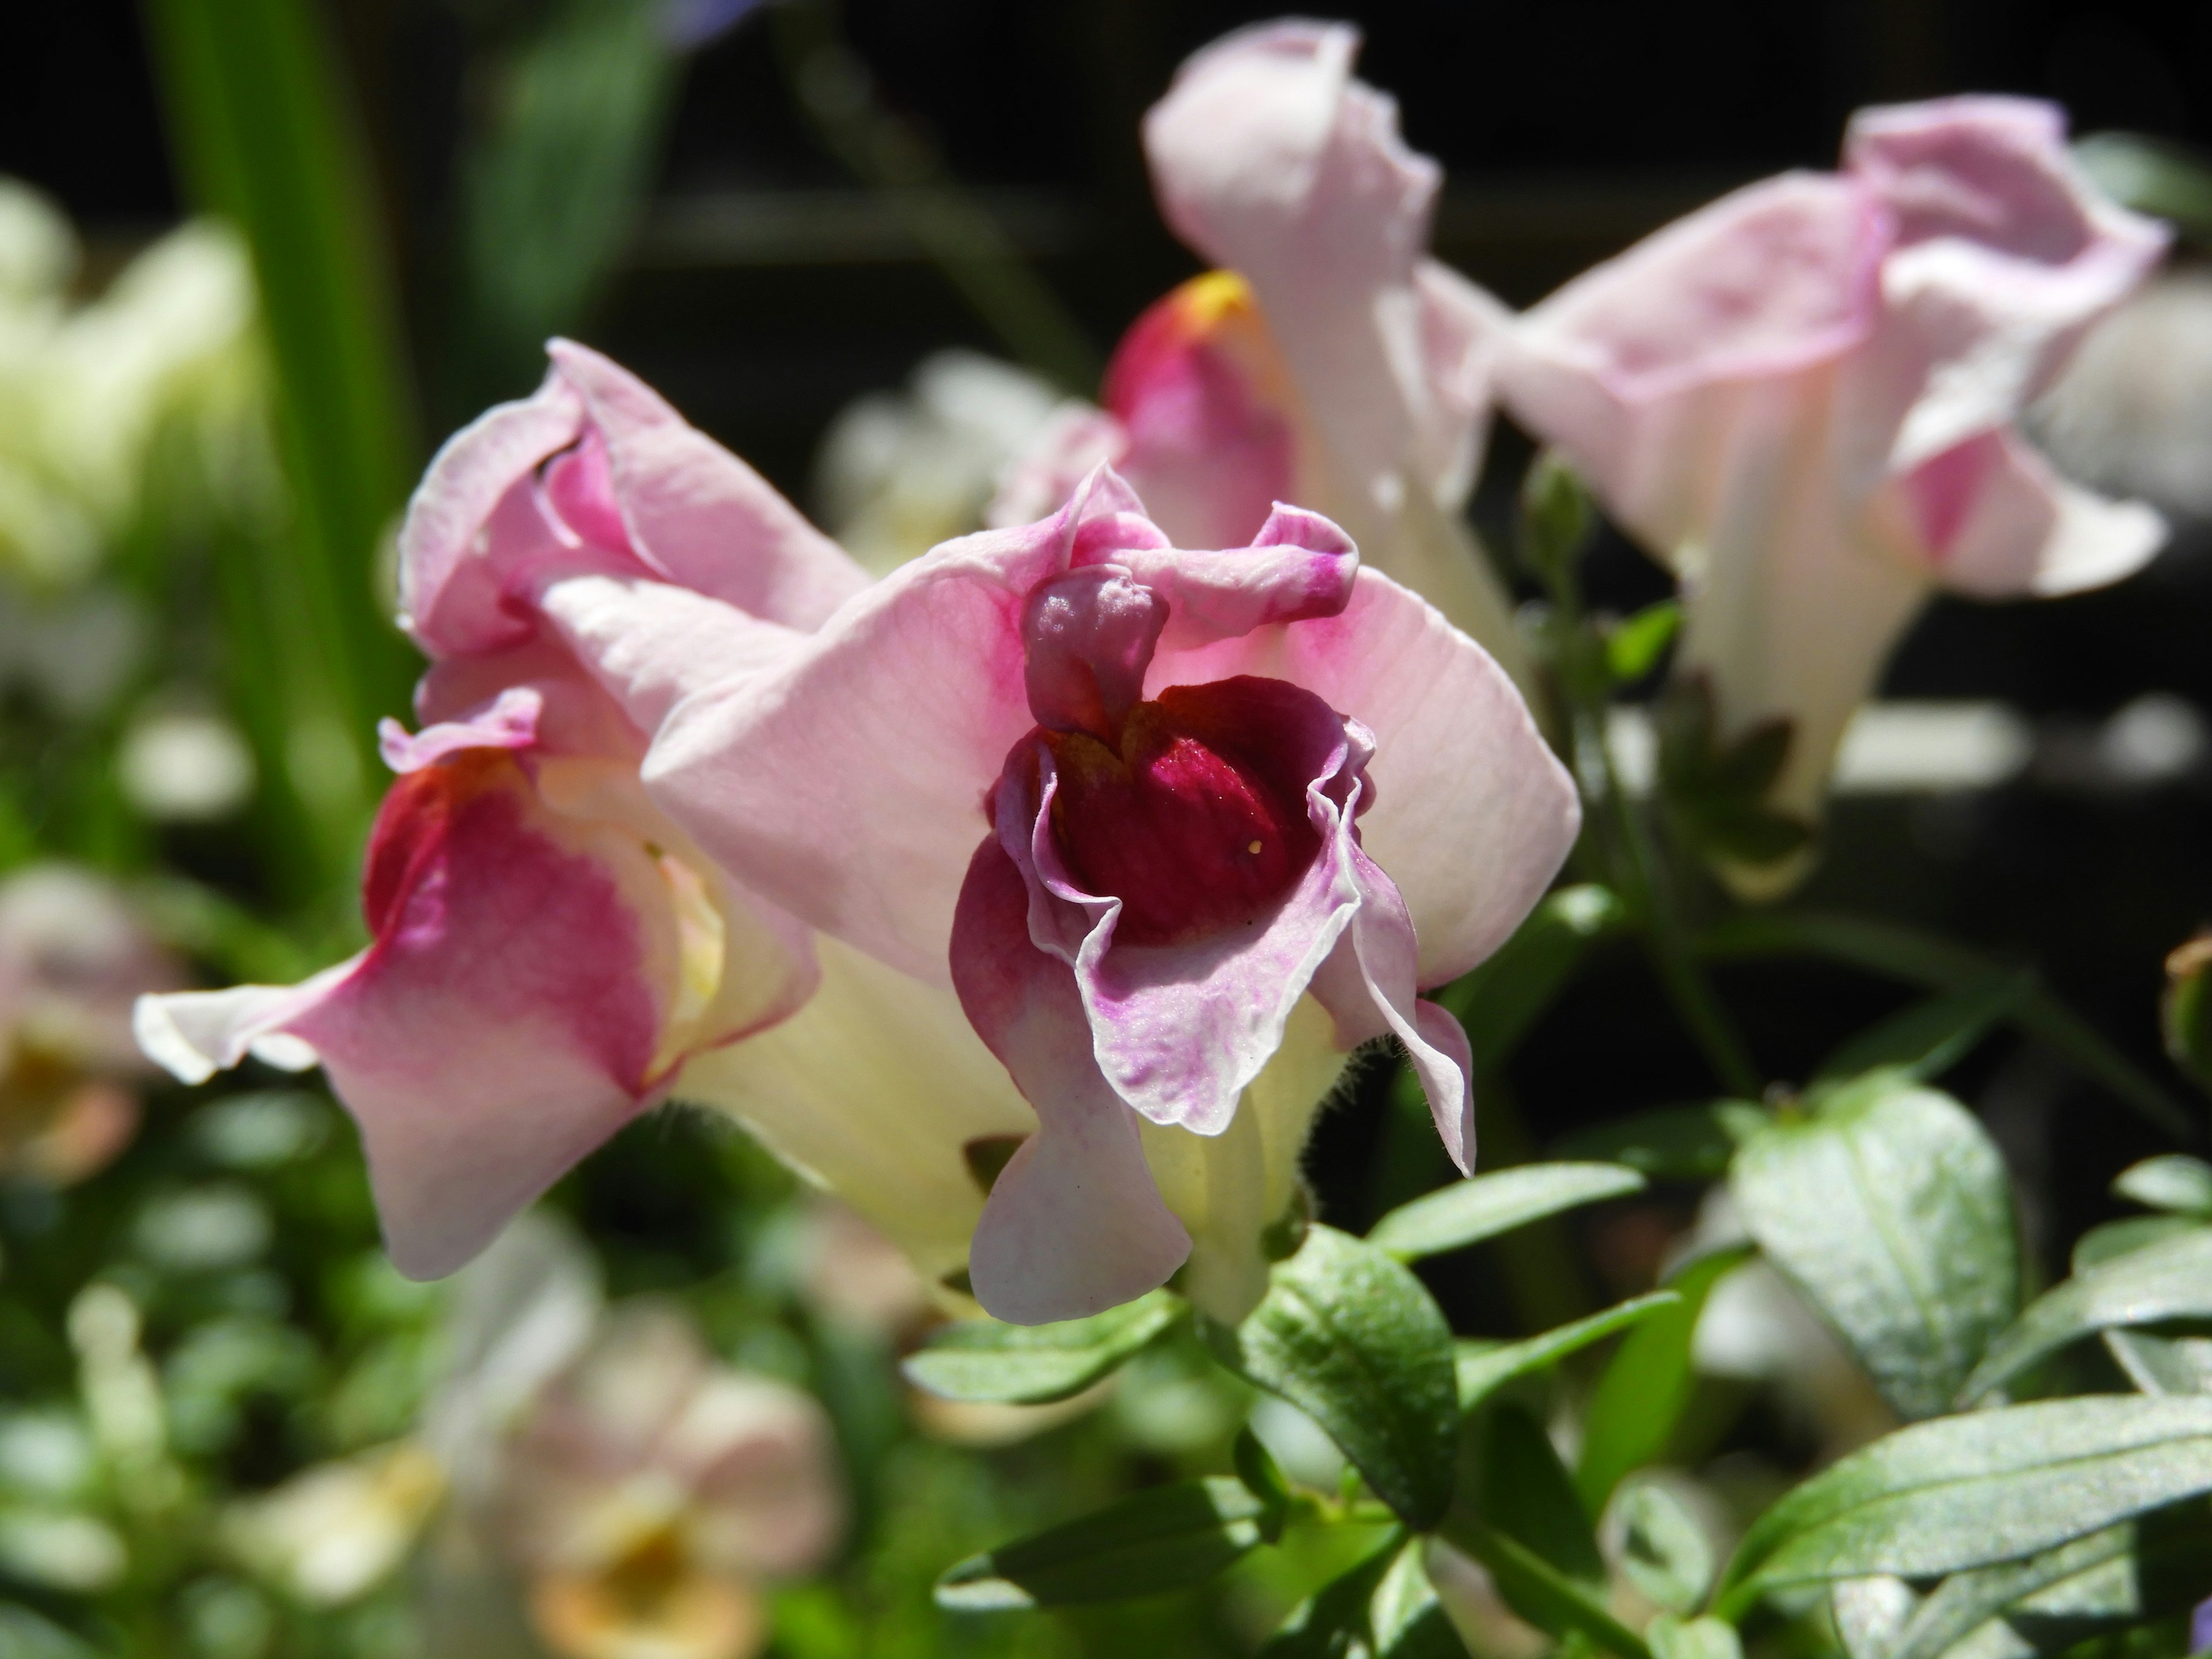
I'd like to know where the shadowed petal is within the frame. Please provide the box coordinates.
[951,839,1192,1324]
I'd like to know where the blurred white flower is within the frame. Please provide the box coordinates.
[0,864,180,1183]
[224,1441,445,1606]
[490,1301,844,1659]
[115,705,257,823]
[0,584,145,718]
[0,179,267,588]
[812,349,1063,574]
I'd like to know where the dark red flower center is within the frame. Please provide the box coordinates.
[1044,681,1319,948]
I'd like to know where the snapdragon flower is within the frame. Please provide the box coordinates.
[1495,97,2169,887]
[642,468,1578,1323]
[133,343,1035,1286]
[995,22,1524,680]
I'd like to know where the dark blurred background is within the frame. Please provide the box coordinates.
[10,0,2212,1314]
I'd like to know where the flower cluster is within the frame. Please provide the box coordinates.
[136,18,2164,1336]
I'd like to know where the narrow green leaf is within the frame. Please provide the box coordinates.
[1552,1104,1768,1182]
[1962,1230,2212,1403]
[1647,1615,1741,1659]
[1698,912,2192,1138]
[1715,1396,2212,1616]
[1474,1404,1604,1589]
[1810,974,2029,1089]
[1232,1427,1294,1541]
[1369,1163,1646,1262]
[1456,1291,1681,1412]
[902,1291,1183,1405]
[1617,1482,1717,1615]
[935,1477,1267,1609]
[144,0,419,748]
[1434,885,1628,1074]
[1733,1075,2018,1420]
[2105,1328,2212,1396]
[1605,600,1683,685]
[1886,1501,2212,1659]
[1206,1226,1459,1529]
[2112,1154,2212,1218]
[2073,1215,2201,1273]
[1259,1535,1402,1659]
[1575,1247,1749,1514]
[1438,1514,1652,1659]
[1263,1536,1461,1659]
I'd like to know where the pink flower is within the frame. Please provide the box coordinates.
[134,342,869,1278]
[994,22,1523,678]
[1497,97,2169,877]
[645,469,1579,1323]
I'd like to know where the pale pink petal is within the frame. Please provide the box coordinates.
[951,840,1191,1324]
[133,968,354,1085]
[1307,843,1476,1170]
[533,571,811,737]
[1021,566,1168,740]
[546,339,868,630]
[1143,20,1524,668]
[1499,172,1889,555]
[378,685,541,772]
[1156,569,1579,984]
[1891,428,2165,599]
[1844,97,2171,472]
[1104,503,1357,647]
[396,372,585,656]
[413,638,646,764]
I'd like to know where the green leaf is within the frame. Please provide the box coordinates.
[1433,885,1628,1074]
[1698,911,2192,1138]
[145,0,420,879]
[1369,1163,1646,1262]
[1232,1427,1294,1539]
[1732,1075,2019,1420]
[1456,1291,1683,1412]
[446,0,681,410]
[1605,600,1683,686]
[1264,1537,1463,1659]
[1472,1404,1605,1586]
[2072,1215,2201,1274]
[902,1291,1184,1404]
[2112,1155,2212,1218]
[1553,1104,1768,1181]
[1205,1226,1459,1529]
[1810,974,2030,1090]
[1576,1247,1750,1514]
[1884,1501,2212,1659]
[1437,1514,1652,1659]
[1617,1482,1718,1615]
[935,1477,1268,1609]
[2104,1328,2212,1396]
[1714,1396,2212,1617]
[1961,1229,2212,1403]
[1647,1615,1742,1659]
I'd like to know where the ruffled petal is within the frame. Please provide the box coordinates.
[396,372,585,656]
[1001,677,1365,1135]
[1843,97,2171,472]
[950,840,1192,1324]
[1157,569,1579,984]
[545,340,868,631]
[645,470,1330,982]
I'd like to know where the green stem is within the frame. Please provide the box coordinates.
[1579,696,1761,1099]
